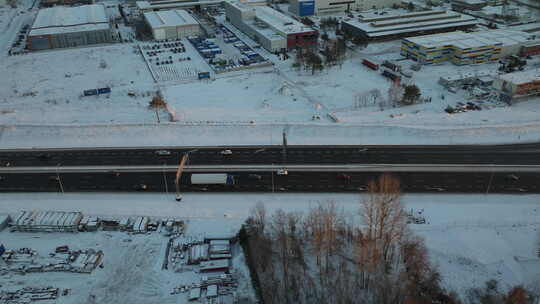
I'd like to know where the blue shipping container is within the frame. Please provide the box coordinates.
[198,72,210,80]
[98,87,111,94]
[298,0,315,17]
[84,89,98,96]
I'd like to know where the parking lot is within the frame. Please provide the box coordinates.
[187,24,271,74]
[139,39,212,83]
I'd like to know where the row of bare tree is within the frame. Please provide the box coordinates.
[238,174,539,304]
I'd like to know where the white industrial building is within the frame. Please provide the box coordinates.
[401,29,534,65]
[144,9,201,40]
[493,70,540,101]
[28,4,113,51]
[341,10,478,41]
[225,1,317,52]
[136,0,222,12]
[289,0,400,16]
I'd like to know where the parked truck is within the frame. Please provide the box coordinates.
[382,60,401,72]
[382,69,401,82]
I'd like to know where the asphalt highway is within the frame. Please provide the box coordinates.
[1,144,539,193]
[1,143,540,167]
[0,171,536,193]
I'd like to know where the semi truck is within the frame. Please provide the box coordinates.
[190,174,235,185]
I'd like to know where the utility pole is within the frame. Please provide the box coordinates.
[282,131,287,164]
[486,168,495,195]
[56,165,64,194]
[163,164,169,194]
[155,108,161,123]
[271,164,275,193]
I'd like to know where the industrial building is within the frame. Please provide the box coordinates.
[341,10,478,41]
[144,9,201,40]
[400,30,534,65]
[136,0,222,12]
[493,70,540,101]
[451,0,487,12]
[225,1,317,52]
[40,0,92,8]
[28,4,113,51]
[289,0,400,16]
[289,0,315,17]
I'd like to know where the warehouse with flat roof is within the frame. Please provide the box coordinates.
[401,29,533,65]
[28,4,113,51]
[493,70,540,102]
[225,1,317,52]
[136,0,222,11]
[341,10,478,41]
[289,0,400,16]
[144,9,201,40]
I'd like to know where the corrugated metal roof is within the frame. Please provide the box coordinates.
[498,70,540,85]
[143,9,199,29]
[405,29,531,49]
[29,4,109,36]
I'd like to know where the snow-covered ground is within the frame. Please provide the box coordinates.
[0,192,539,300]
[0,44,160,124]
[1,13,540,146]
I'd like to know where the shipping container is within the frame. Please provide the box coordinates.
[362,59,379,70]
[97,87,111,94]
[84,89,98,96]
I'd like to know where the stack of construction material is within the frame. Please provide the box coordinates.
[12,211,82,232]
[79,216,100,232]
[209,240,231,260]
[188,243,209,264]
[0,215,11,231]
[200,259,230,273]
[133,216,149,233]
[70,250,104,273]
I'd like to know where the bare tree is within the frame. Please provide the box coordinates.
[360,174,407,267]
[251,201,267,234]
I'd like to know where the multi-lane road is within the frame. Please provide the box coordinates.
[2,143,540,167]
[0,144,539,193]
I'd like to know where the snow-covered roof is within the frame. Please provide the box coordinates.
[498,70,540,85]
[143,10,199,29]
[452,0,486,5]
[136,0,222,11]
[226,1,314,35]
[254,6,313,35]
[508,22,540,33]
[405,30,532,49]
[29,4,109,36]
[344,10,477,38]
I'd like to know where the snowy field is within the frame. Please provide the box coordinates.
[163,71,320,123]
[1,6,540,145]
[0,192,539,300]
[0,44,162,124]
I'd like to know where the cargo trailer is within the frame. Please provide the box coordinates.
[190,174,235,185]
